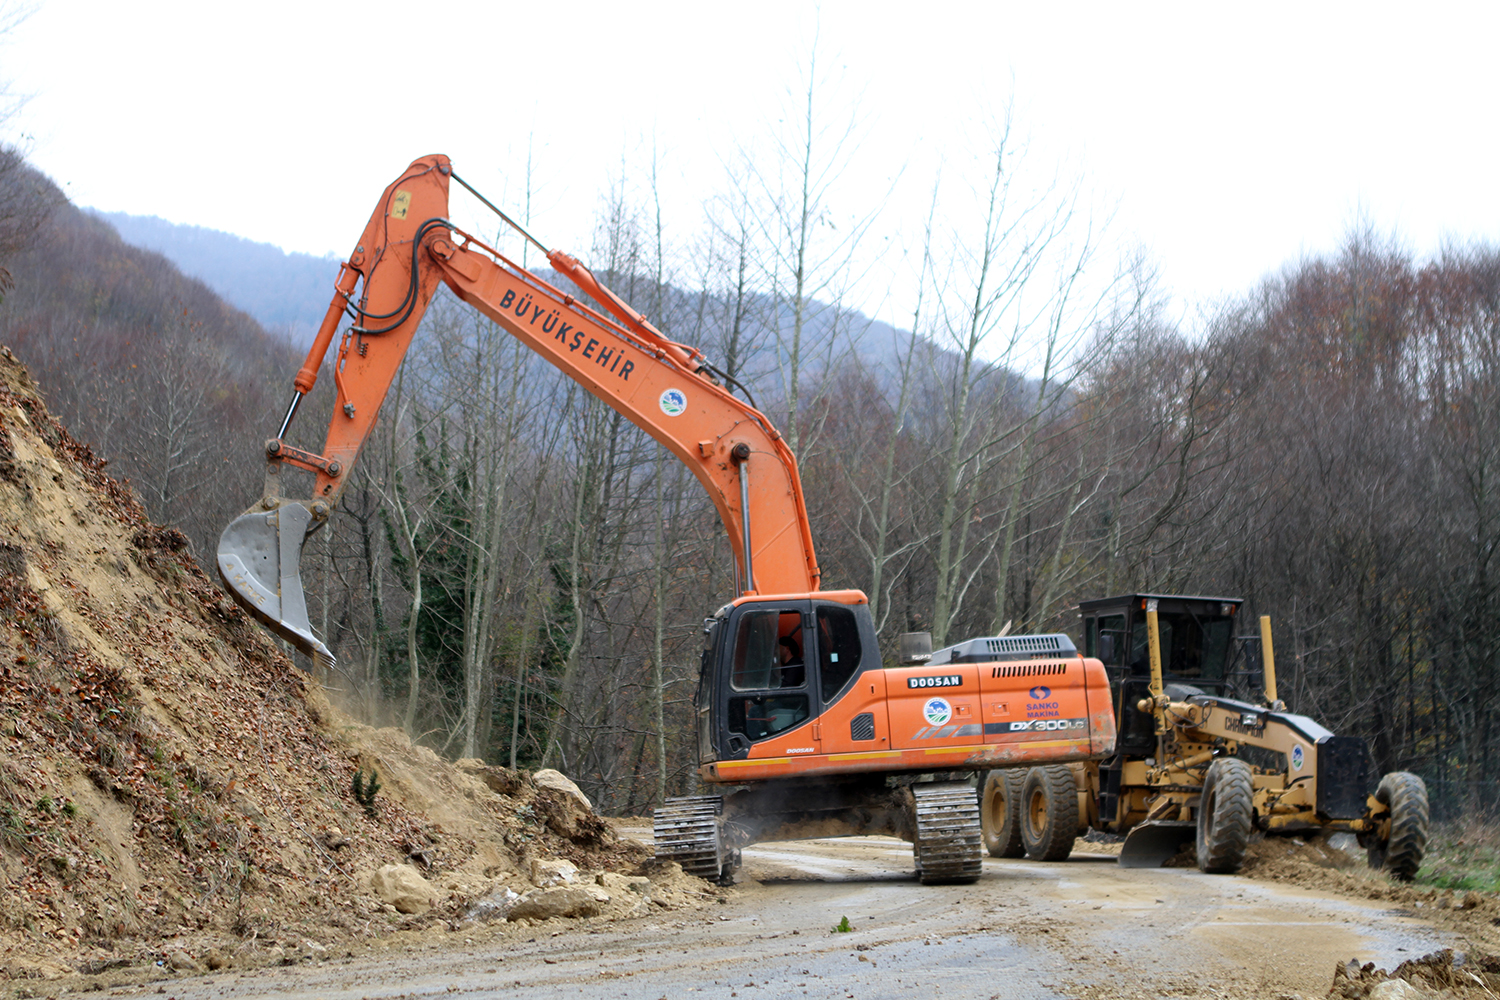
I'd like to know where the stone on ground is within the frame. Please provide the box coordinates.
[369,864,438,914]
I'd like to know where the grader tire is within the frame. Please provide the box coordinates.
[980,770,1026,858]
[1367,771,1429,882]
[1196,757,1254,874]
[1019,766,1078,861]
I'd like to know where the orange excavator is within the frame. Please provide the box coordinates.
[217,155,1116,884]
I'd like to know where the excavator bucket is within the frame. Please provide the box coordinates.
[216,500,333,666]
[1118,820,1195,868]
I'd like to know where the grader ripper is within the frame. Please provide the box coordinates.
[979,594,1430,878]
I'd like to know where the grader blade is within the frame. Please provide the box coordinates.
[216,499,333,666]
[1119,820,1194,868]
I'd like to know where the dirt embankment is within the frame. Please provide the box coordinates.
[0,347,709,994]
[1229,836,1500,957]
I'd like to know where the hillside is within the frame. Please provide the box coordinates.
[91,211,340,345]
[0,165,304,562]
[0,348,705,991]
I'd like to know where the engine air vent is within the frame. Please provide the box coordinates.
[928,633,1077,665]
[850,713,875,741]
[991,662,1070,679]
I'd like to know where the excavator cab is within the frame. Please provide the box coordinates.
[1079,594,1242,757]
[696,594,878,764]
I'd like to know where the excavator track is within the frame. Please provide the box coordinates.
[912,782,983,884]
[653,796,726,883]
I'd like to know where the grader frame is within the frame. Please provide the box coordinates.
[980,594,1428,877]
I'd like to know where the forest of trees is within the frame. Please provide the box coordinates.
[0,113,1495,822]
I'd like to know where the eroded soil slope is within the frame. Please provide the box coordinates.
[0,348,694,986]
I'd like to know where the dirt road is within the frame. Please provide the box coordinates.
[63,831,1457,1000]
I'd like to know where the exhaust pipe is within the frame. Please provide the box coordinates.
[1260,615,1285,711]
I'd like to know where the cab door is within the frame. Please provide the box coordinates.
[806,600,887,754]
[713,601,819,759]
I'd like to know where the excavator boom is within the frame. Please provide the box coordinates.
[217,155,821,661]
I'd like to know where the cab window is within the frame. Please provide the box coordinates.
[731,610,805,690]
[1097,614,1126,666]
[728,608,810,743]
[1125,611,1231,681]
[1130,614,1170,674]
[727,695,810,741]
[816,605,861,701]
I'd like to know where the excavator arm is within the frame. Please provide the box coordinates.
[218,154,822,663]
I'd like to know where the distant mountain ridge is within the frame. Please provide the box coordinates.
[88,213,1039,418]
[90,210,340,345]
[89,211,927,385]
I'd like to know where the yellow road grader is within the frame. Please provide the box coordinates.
[979,594,1430,877]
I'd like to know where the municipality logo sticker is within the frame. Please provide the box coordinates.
[1291,745,1304,771]
[922,697,952,727]
[659,388,687,416]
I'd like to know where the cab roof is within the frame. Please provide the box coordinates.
[1076,593,1244,615]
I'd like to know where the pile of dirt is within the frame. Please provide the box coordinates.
[0,348,707,993]
[1330,949,1500,999]
[1240,832,1366,876]
[1238,834,1500,953]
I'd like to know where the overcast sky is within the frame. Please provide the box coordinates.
[5,1,1497,331]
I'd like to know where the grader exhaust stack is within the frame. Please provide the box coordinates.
[1260,614,1285,710]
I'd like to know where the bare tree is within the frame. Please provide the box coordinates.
[739,30,882,455]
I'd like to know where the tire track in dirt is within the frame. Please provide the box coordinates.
[66,834,1469,1000]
